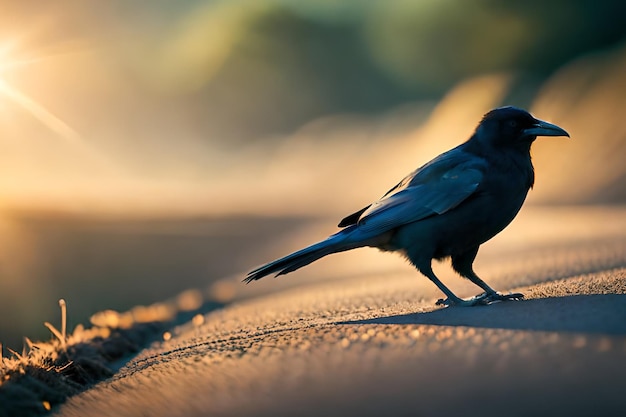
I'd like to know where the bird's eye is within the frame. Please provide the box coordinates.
[508,120,518,128]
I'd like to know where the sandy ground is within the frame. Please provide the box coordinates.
[54,207,626,417]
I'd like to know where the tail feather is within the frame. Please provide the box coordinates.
[244,231,353,283]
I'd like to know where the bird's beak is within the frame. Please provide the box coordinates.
[523,119,570,138]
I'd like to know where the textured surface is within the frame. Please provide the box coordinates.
[55,207,626,417]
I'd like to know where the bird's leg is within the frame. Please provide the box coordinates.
[463,276,523,303]
[417,263,485,307]
[464,272,524,303]
[451,248,524,304]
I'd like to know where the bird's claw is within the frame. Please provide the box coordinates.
[436,292,489,307]
[483,292,524,304]
[436,292,524,307]
[435,298,448,306]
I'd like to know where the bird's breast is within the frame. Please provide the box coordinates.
[435,167,532,257]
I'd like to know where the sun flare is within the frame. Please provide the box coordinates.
[0,38,82,145]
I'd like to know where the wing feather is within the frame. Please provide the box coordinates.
[353,150,485,235]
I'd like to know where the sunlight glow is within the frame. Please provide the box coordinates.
[0,39,82,145]
[0,78,82,144]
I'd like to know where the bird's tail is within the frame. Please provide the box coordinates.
[244,229,358,283]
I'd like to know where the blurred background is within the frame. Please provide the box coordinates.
[1,0,625,349]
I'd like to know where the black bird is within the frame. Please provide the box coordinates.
[245,107,569,306]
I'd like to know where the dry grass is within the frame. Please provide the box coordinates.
[0,292,220,417]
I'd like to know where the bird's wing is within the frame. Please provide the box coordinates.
[354,150,485,235]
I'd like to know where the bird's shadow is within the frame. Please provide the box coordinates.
[340,294,626,335]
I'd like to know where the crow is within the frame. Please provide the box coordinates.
[245,106,569,306]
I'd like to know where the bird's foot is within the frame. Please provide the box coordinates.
[436,292,490,307]
[436,292,523,307]
[482,292,524,304]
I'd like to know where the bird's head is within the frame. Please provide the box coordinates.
[474,106,569,150]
